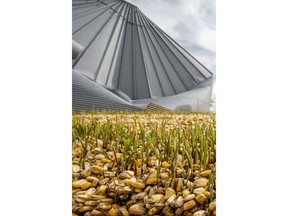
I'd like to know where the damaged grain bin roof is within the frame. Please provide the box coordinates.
[72,0,214,112]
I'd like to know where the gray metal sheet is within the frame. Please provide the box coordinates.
[72,0,214,112]
[73,70,142,111]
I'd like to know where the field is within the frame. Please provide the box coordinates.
[72,112,216,216]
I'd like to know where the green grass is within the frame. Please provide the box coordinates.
[72,112,216,199]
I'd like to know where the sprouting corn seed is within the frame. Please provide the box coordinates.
[73,113,216,215]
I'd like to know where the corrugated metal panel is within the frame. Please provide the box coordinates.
[132,77,214,112]
[72,0,213,101]
[72,70,143,111]
[145,103,171,112]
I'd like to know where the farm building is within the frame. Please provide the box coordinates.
[72,0,214,112]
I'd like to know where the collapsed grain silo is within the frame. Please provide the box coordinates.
[72,0,214,112]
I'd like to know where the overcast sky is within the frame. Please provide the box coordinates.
[125,0,216,75]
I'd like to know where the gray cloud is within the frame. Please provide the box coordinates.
[126,0,216,74]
